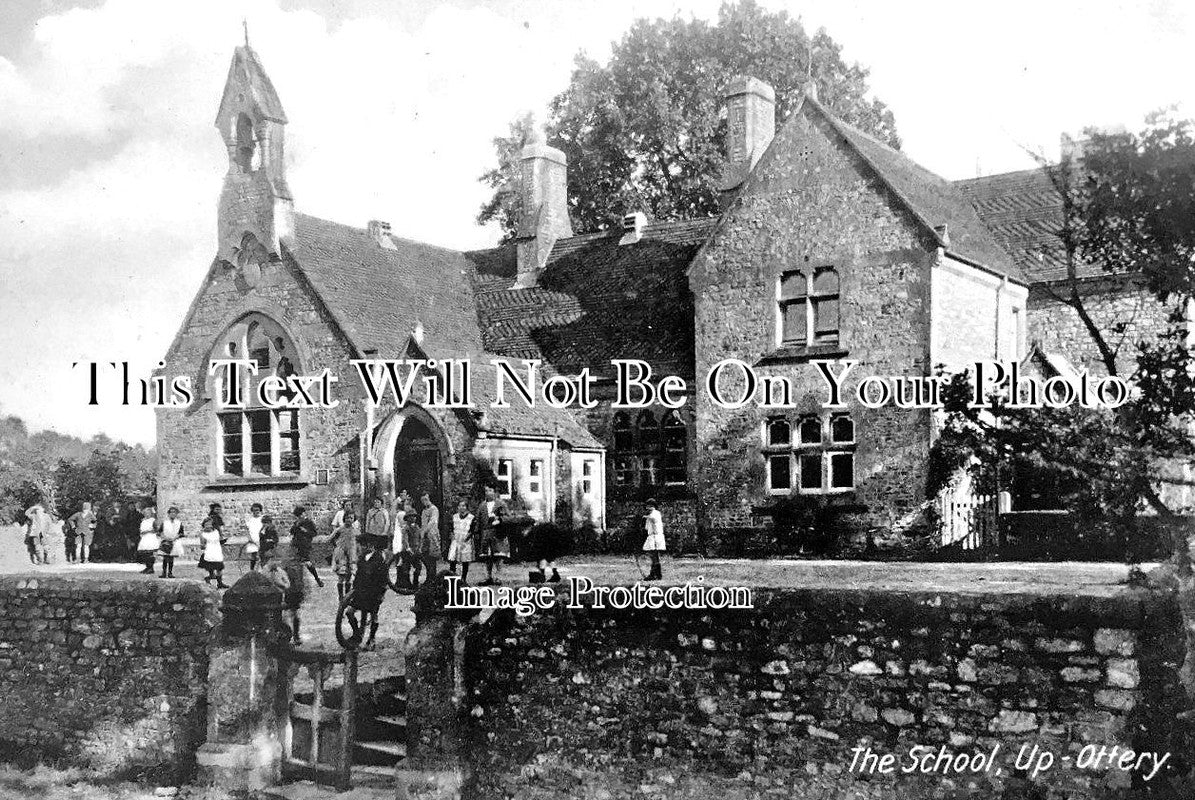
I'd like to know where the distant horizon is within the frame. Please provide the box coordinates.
[2,0,1192,448]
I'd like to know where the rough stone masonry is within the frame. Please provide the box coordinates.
[449,585,1191,799]
[0,576,220,779]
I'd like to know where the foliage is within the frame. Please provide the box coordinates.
[478,0,900,239]
[0,411,156,523]
[930,113,1195,518]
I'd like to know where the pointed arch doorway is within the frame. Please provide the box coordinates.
[371,406,453,534]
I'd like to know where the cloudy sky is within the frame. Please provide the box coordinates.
[1,0,1192,447]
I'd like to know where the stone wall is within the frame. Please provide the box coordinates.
[438,585,1189,799]
[1027,276,1175,376]
[0,576,219,778]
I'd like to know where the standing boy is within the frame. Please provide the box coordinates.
[418,491,441,583]
[69,502,96,563]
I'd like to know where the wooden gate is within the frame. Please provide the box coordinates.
[276,647,358,790]
[939,492,998,550]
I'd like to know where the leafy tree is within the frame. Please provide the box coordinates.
[0,409,157,523]
[478,0,900,239]
[931,113,1195,517]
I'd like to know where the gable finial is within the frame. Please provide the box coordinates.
[243,17,250,48]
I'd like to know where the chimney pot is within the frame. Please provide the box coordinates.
[367,219,396,249]
[619,211,648,246]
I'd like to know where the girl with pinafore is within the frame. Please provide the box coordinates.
[198,517,228,588]
[159,506,185,578]
[447,498,475,583]
[136,506,160,575]
[244,502,264,570]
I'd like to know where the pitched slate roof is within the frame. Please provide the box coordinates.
[288,213,485,358]
[953,168,1093,283]
[468,360,603,449]
[803,97,1026,284]
[467,218,712,379]
[285,214,602,449]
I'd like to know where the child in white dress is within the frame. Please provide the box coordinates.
[199,517,227,588]
[447,499,475,583]
[136,506,160,575]
[245,503,264,570]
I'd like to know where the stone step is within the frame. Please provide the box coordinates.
[355,739,406,767]
[375,714,406,728]
[351,764,395,789]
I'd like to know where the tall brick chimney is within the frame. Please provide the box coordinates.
[514,124,572,289]
[720,75,776,195]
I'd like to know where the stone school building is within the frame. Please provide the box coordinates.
[156,44,1179,550]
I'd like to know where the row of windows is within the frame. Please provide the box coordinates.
[219,409,300,477]
[612,410,687,487]
[778,267,840,347]
[766,413,854,448]
[494,457,597,500]
[764,413,855,494]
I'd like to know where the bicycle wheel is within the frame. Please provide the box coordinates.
[335,591,365,650]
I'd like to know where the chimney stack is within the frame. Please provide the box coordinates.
[367,219,396,249]
[514,124,572,289]
[720,75,775,195]
[619,211,647,246]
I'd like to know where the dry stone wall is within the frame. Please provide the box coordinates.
[458,586,1188,799]
[0,576,219,779]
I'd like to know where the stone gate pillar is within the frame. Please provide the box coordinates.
[395,574,475,800]
[196,571,289,791]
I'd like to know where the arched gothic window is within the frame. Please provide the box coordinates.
[212,313,301,477]
[609,408,688,488]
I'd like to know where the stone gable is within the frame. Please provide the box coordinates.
[691,103,939,542]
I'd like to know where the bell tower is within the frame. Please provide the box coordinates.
[214,37,293,265]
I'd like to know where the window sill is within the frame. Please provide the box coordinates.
[756,344,848,366]
[204,475,309,491]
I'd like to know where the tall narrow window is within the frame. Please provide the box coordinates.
[248,410,272,474]
[278,410,300,472]
[638,410,659,450]
[762,413,856,495]
[811,268,840,343]
[640,457,659,487]
[496,459,513,499]
[612,412,633,452]
[234,113,256,173]
[779,270,808,345]
[778,267,840,346]
[662,411,687,485]
[212,313,302,478]
[614,457,636,487]
[581,460,595,496]
[767,455,792,492]
[220,413,243,475]
[528,459,543,496]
